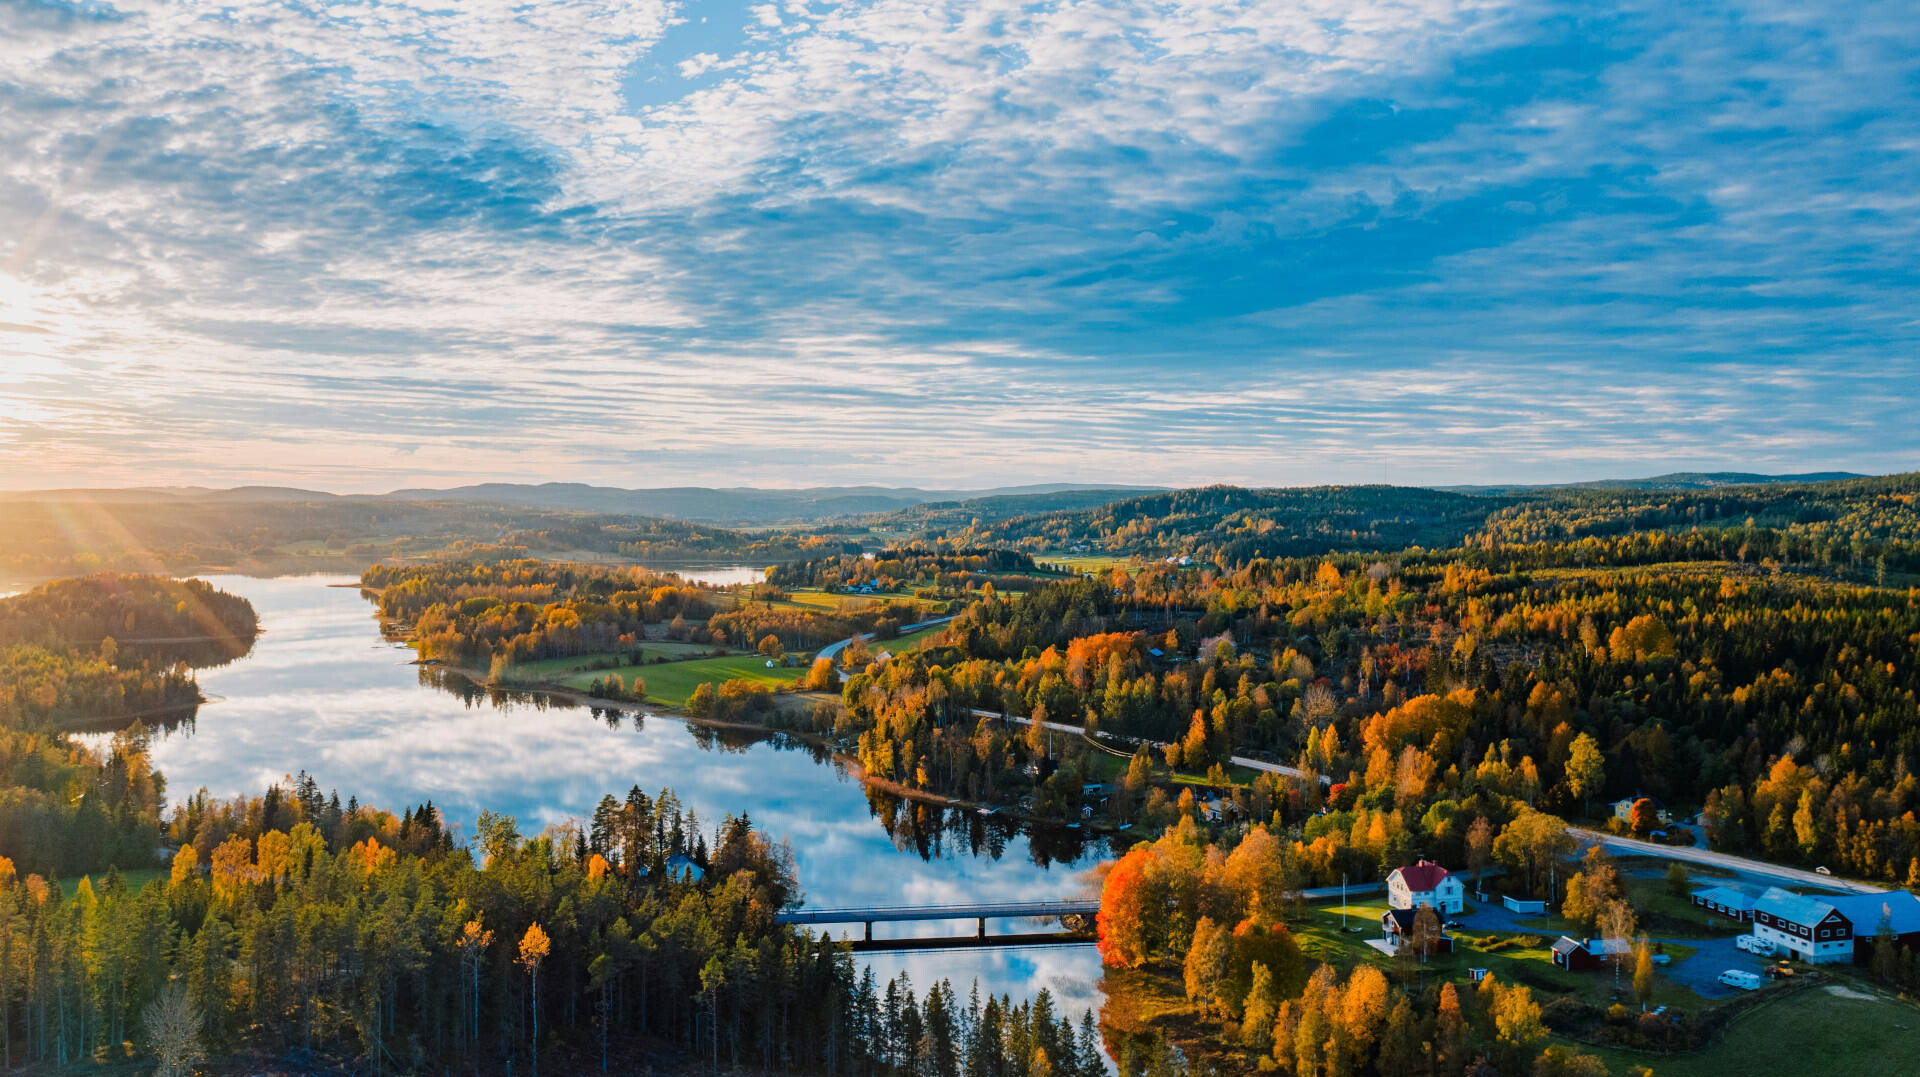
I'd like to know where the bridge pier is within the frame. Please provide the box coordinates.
[977,917,986,939]
[864,921,872,943]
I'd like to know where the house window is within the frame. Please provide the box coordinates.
[1818,929,1828,939]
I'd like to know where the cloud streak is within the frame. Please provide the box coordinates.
[1,0,1916,491]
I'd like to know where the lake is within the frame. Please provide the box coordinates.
[121,575,1112,1015]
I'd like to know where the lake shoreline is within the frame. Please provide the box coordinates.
[420,656,1119,839]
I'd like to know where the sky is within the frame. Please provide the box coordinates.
[2,0,1917,493]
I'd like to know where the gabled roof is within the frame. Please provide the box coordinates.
[1551,936,1585,956]
[1383,906,1447,932]
[1585,937,1632,956]
[1754,886,1837,927]
[1390,860,1453,893]
[1690,885,1755,910]
[1830,890,1920,935]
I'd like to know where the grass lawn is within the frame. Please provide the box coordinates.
[560,653,805,706]
[1572,985,1920,1076]
[70,867,168,896]
[1285,901,1707,1012]
[1075,738,1259,788]
[503,641,733,675]
[860,622,948,655]
[1622,875,1747,938]
[1043,554,1140,574]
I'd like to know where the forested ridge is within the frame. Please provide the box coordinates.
[833,549,1920,886]
[764,549,1052,593]
[1470,472,1920,577]
[0,496,843,584]
[960,485,1508,562]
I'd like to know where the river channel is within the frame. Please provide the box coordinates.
[121,574,1113,1015]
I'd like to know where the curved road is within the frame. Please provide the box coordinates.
[816,615,956,662]
[1570,828,1883,894]
[968,707,1331,785]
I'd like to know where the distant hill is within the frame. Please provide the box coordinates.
[374,482,1165,525]
[964,484,1511,561]
[1442,472,1867,496]
[862,487,1182,532]
[0,482,1166,526]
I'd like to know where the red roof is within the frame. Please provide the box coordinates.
[1393,860,1452,892]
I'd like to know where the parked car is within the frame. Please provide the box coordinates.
[1651,953,1672,965]
[1815,866,1832,875]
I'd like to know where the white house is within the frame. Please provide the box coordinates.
[1610,796,1671,825]
[1387,860,1465,915]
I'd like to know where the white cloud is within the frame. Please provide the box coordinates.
[1,0,1917,490]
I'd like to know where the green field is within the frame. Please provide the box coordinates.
[560,653,805,706]
[1287,901,1707,1012]
[1572,985,1920,1076]
[76,867,167,895]
[1042,553,1140,574]
[512,619,950,708]
[507,643,735,682]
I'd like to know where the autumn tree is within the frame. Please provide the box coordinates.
[1183,916,1232,1010]
[520,922,552,1076]
[1565,733,1604,817]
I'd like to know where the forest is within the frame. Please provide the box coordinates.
[829,542,1920,887]
[0,575,257,882]
[764,548,1053,594]
[0,775,1107,1076]
[960,485,1512,563]
[367,559,936,669]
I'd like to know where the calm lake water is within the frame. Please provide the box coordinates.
[120,575,1111,1015]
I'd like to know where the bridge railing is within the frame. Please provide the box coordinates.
[776,900,1100,925]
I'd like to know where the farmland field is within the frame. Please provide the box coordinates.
[1573,985,1920,1077]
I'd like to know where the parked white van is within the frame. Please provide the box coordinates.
[1736,935,1777,956]
[1719,969,1763,990]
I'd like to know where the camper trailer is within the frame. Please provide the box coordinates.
[1718,970,1763,991]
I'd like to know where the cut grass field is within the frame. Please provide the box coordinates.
[540,621,950,707]
[1042,553,1140,574]
[507,643,736,681]
[561,653,805,706]
[1571,985,1920,1076]
[76,867,167,895]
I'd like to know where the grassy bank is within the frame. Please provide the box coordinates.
[1572,985,1920,1076]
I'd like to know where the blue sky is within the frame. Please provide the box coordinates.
[1,0,1915,491]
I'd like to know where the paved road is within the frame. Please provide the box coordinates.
[968,707,1331,785]
[1570,828,1883,894]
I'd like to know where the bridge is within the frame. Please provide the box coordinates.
[776,899,1100,951]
